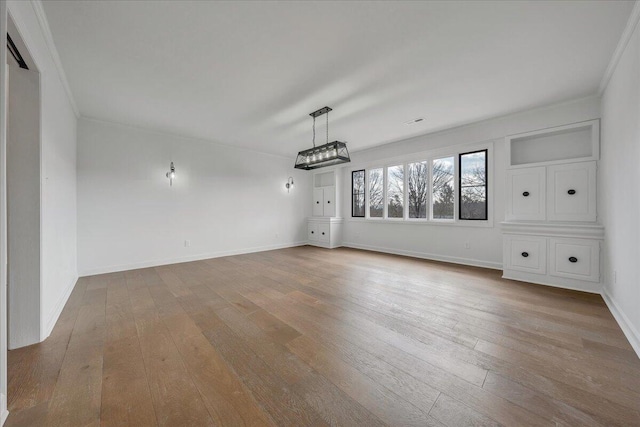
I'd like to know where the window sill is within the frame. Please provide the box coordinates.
[346,218,494,228]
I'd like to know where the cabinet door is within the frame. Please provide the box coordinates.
[313,188,324,216]
[504,235,547,275]
[549,238,599,282]
[308,223,318,241]
[323,187,336,217]
[547,162,596,222]
[318,223,330,243]
[506,167,546,221]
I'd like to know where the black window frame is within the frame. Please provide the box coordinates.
[351,169,366,218]
[458,149,488,221]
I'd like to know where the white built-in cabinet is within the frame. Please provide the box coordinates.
[308,170,343,248]
[502,120,604,293]
[313,187,336,217]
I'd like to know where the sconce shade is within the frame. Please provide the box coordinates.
[294,141,350,170]
[285,176,294,192]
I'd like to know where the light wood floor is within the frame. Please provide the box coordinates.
[5,246,640,426]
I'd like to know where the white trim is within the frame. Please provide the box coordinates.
[599,1,640,95]
[601,287,640,359]
[41,274,77,341]
[346,217,491,228]
[0,393,7,426]
[29,0,80,117]
[342,241,502,270]
[501,222,605,239]
[79,241,307,277]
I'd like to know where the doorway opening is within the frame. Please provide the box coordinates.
[6,14,42,350]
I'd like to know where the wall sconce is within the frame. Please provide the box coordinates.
[166,161,176,186]
[285,176,294,193]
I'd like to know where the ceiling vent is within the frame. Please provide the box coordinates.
[404,117,425,125]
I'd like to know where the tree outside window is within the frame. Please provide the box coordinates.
[459,150,487,220]
[432,157,454,219]
[387,165,404,218]
[369,168,384,218]
[352,170,365,217]
[407,161,428,218]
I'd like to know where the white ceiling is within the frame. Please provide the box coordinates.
[42,1,633,157]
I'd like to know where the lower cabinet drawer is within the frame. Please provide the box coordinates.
[549,238,600,282]
[318,223,330,243]
[308,223,318,241]
[504,235,547,274]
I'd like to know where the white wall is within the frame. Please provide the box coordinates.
[77,118,311,275]
[600,6,640,355]
[340,97,601,269]
[7,1,78,341]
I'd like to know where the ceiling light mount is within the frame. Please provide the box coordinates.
[294,106,350,170]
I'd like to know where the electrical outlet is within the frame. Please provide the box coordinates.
[184,240,191,248]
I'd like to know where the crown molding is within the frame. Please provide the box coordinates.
[30,0,80,117]
[599,1,640,95]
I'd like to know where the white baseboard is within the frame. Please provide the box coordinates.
[41,274,78,341]
[502,271,601,294]
[1,393,8,426]
[342,242,503,270]
[79,241,307,277]
[601,287,640,359]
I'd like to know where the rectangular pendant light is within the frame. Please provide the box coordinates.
[294,106,351,170]
[294,141,350,170]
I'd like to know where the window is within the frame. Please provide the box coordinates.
[407,161,428,218]
[369,168,384,218]
[352,144,489,224]
[459,149,487,220]
[352,170,365,217]
[387,165,404,218]
[432,157,454,219]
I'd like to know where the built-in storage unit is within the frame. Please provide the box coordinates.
[308,170,343,248]
[308,217,343,249]
[502,120,603,293]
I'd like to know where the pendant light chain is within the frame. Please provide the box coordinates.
[312,116,316,148]
[326,110,329,144]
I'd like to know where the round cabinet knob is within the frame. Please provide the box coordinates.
[522,191,530,197]
[567,189,576,195]
[569,256,578,263]
[316,201,320,204]
[521,252,529,258]
[311,231,314,234]
[322,232,325,235]
[327,200,331,204]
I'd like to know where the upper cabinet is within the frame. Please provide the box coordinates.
[506,119,599,168]
[312,170,340,217]
[505,120,599,223]
[547,162,597,222]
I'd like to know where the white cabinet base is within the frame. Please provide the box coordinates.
[308,217,343,249]
[501,222,604,294]
[502,270,602,294]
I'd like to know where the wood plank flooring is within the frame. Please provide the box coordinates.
[5,246,640,426]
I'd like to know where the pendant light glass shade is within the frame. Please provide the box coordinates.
[294,141,350,170]
[294,106,351,170]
